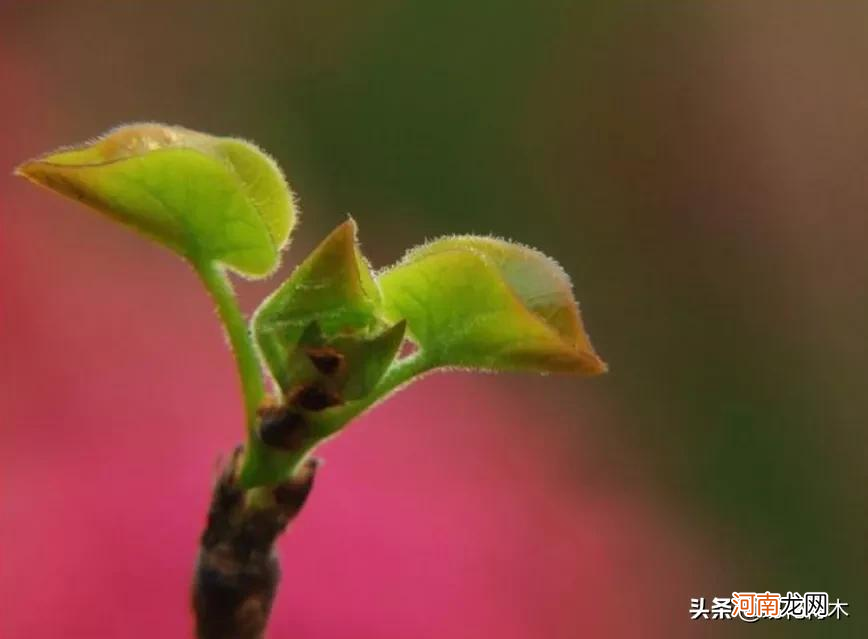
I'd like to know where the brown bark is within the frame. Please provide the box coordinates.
[192,449,317,639]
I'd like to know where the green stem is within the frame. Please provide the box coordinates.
[195,261,264,431]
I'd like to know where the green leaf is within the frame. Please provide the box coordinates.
[377,236,607,374]
[253,219,381,391]
[15,123,296,277]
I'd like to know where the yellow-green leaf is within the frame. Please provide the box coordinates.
[253,219,381,391]
[377,236,606,374]
[16,123,296,277]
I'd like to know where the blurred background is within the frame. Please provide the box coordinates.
[1,2,866,637]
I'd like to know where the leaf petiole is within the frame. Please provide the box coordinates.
[195,260,265,432]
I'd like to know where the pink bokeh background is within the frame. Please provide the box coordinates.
[0,181,717,637]
[0,48,717,634]
[5,3,867,637]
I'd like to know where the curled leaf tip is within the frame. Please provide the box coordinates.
[378,236,607,376]
[332,216,359,242]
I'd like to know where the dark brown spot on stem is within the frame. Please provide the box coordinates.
[258,409,307,450]
[272,458,319,513]
[289,384,343,411]
[305,347,344,376]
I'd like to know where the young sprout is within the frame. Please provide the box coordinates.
[16,123,606,639]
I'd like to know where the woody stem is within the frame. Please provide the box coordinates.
[192,450,318,639]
